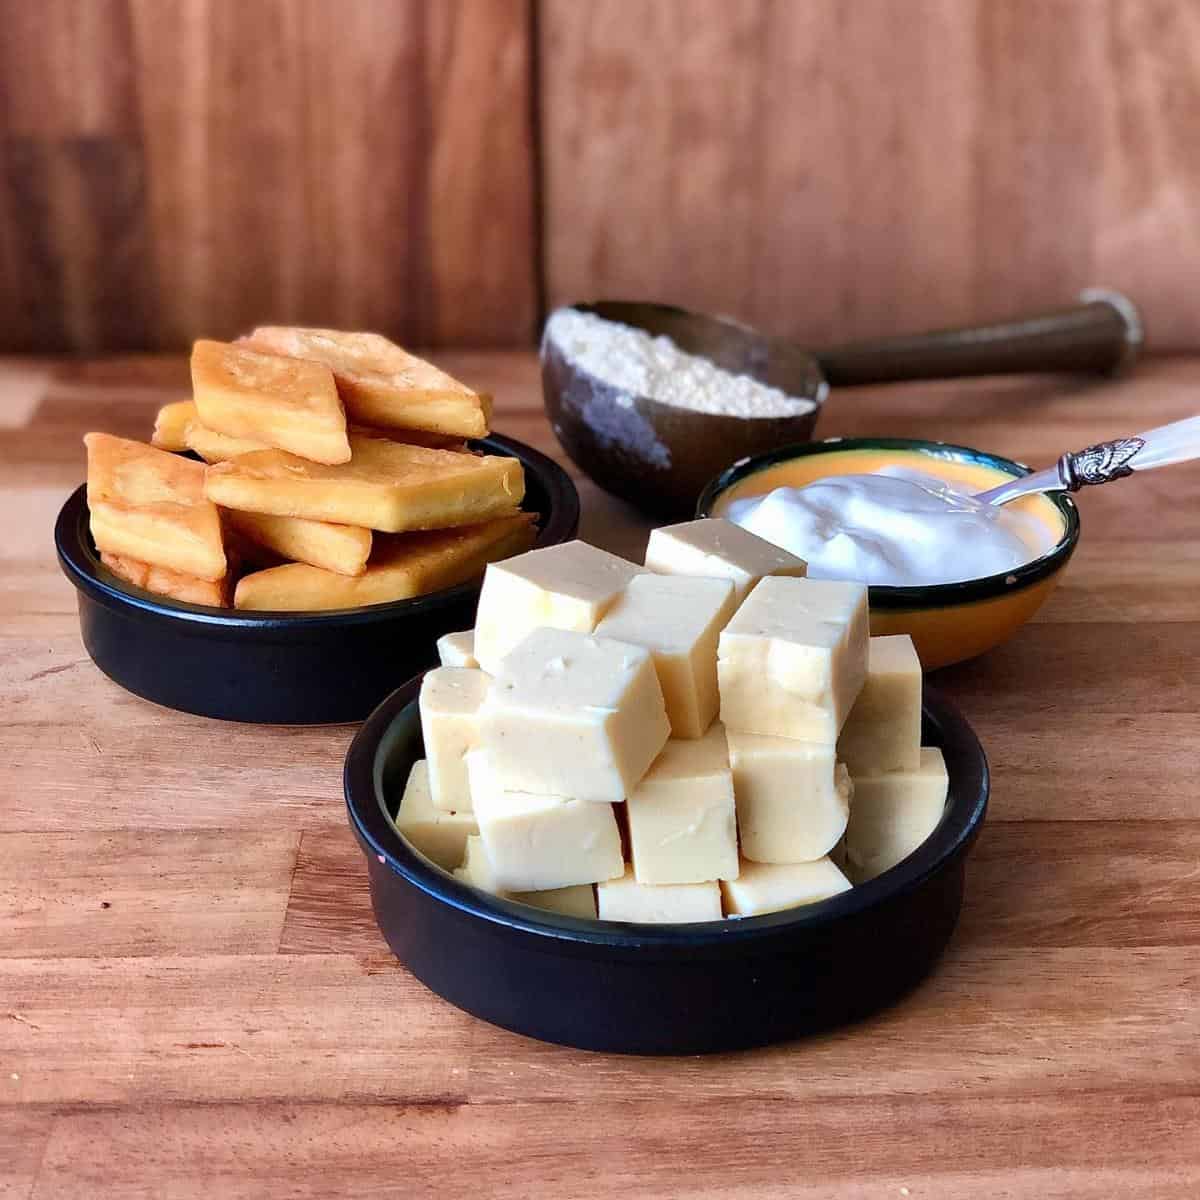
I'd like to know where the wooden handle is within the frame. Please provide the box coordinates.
[813,290,1142,387]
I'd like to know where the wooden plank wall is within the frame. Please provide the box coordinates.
[0,0,1197,352]
[0,0,538,351]
[541,0,1200,351]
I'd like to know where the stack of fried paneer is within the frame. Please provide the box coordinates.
[395,518,950,923]
[86,329,535,610]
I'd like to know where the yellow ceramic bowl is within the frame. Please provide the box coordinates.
[698,438,1079,670]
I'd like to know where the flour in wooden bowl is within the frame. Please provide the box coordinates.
[542,308,815,419]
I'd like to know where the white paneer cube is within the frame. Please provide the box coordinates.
[838,635,922,773]
[718,575,868,742]
[626,724,739,884]
[515,885,597,919]
[419,667,489,812]
[473,540,642,673]
[845,747,949,882]
[453,835,598,918]
[468,752,624,891]
[721,857,852,917]
[597,867,722,924]
[437,629,478,668]
[454,833,504,893]
[727,731,852,863]
[595,573,737,738]
[481,628,670,804]
[645,517,807,603]
[393,760,478,870]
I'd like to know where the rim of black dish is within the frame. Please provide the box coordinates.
[696,436,1080,609]
[55,433,579,631]
[344,676,989,952]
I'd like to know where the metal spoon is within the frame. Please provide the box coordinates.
[976,416,1200,506]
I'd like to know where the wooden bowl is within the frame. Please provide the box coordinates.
[542,301,825,518]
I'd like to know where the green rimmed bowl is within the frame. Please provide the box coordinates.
[698,437,1080,670]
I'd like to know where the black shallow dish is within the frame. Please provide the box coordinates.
[55,435,578,725]
[345,676,989,1055]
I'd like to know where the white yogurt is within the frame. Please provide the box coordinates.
[724,467,1055,588]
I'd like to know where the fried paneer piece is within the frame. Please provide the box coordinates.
[151,399,271,462]
[191,340,351,465]
[150,400,196,451]
[205,433,524,533]
[84,433,227,581]
[241,326,491,438]
[100,552,231,608]
[221,508,372,577]
[348,424,471,453]
[234,513,537,611]
[184,422,270,463]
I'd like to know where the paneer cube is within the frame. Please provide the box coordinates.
[645,517,807,603]
[241,326,492,438]
[838,634,923,773]
[718,575,868,742]
[454,834,597,918]
[473,540,642,674]
[205,433,524,533]
[454,833,504,893]
[845,747,949,882]
[420,667,489,813]
[595,573,736,738]
[233,514,535,611]
[721,857,852,917]
[191,339,350,465]
[393,760,478,871]
[727,732,852,863]
[84,433,227,581]
[597,867,722,924]
[437,630,478,668]
[626,724,739,884]
[467,752,624,891]
[516,884,597,919]
[481,629,670,805]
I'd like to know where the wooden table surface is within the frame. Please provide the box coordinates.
[3,352,1199,1198]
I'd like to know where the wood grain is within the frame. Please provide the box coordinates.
[0,832,299,957]
[0,0,537,352]
[21,1093,1200,1200]
[3,351,1200,1194]
[541,0,1200,350]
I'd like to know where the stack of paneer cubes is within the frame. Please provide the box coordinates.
[398,517,950,922]
[85,329,535,610]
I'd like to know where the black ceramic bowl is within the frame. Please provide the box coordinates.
[344,675,989,1055]
[55,435,578,725]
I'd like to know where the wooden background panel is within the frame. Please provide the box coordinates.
[0,0,537,352]
[541,0,1200,350]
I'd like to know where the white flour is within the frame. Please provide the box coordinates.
[542,308,814,419]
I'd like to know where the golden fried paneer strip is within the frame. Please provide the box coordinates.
[151,400,196,451]
[240,326,491,439]
[234,513,537,611]
[100,552,231,608]
[221,508,372,577]
[205,433,524,534]
[191,339,351,465]
[184,422,270,463]
[85,433,227,581]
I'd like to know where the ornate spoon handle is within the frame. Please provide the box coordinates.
[977,416,1200,506]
